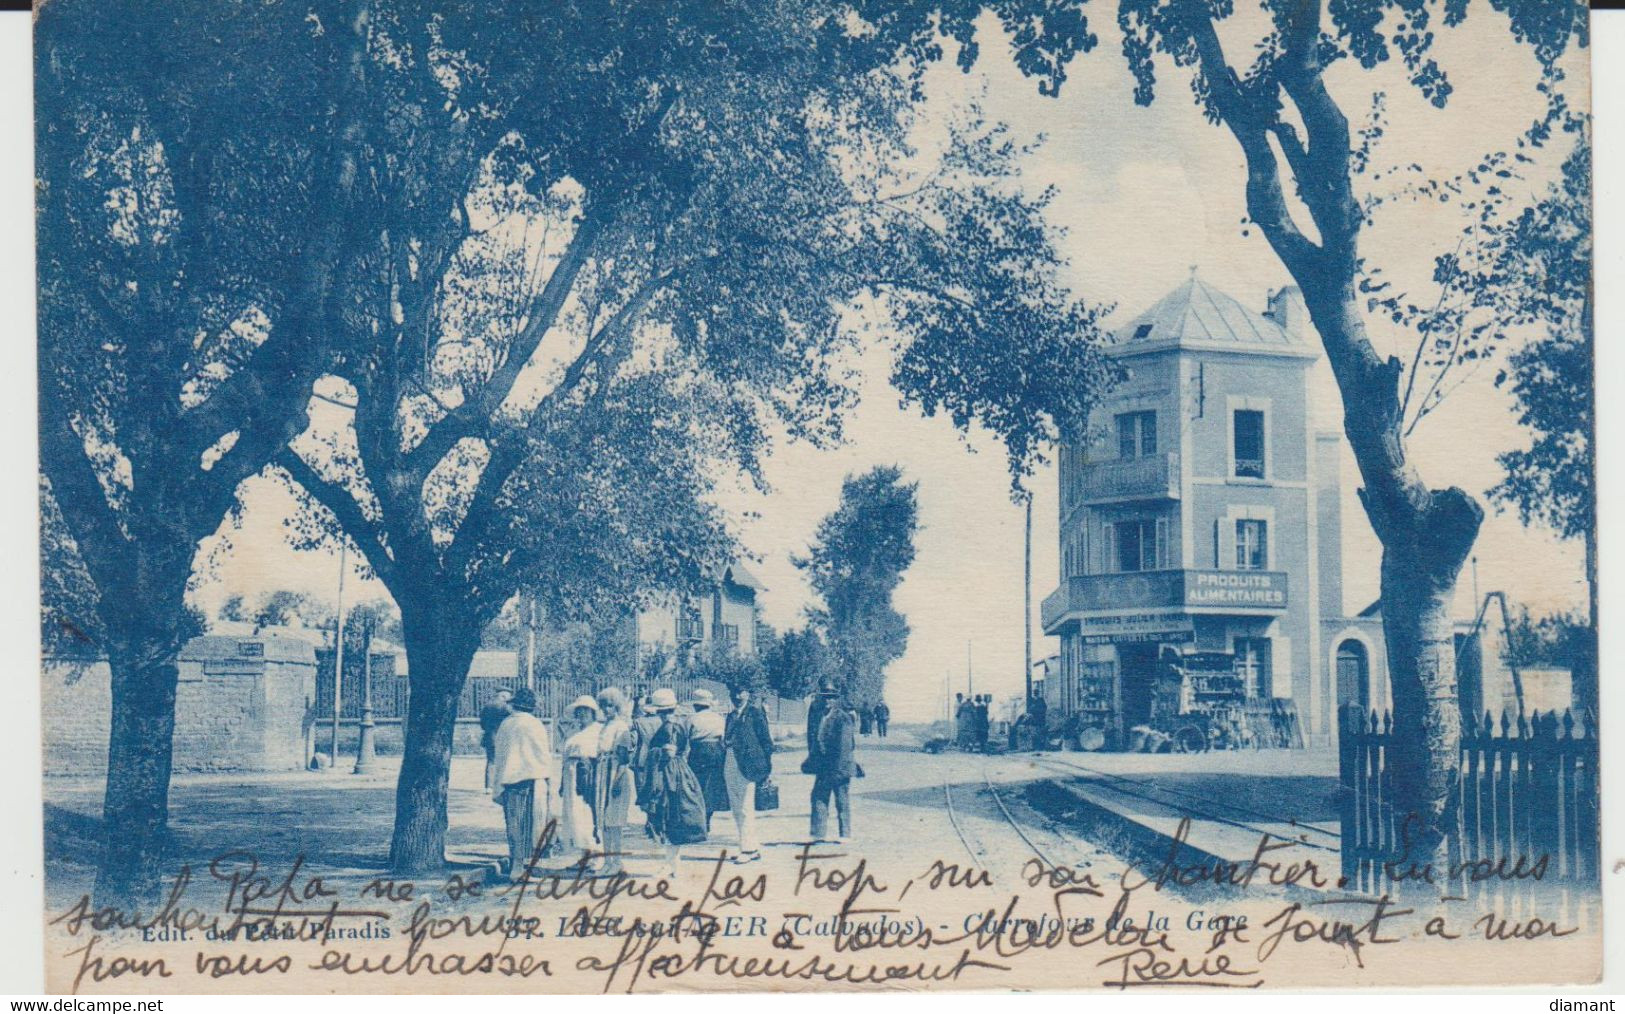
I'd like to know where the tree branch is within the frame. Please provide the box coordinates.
[1181,7,1322,273]
[398,84,679,485]
[274,448,397,589]
[38,406,133,603]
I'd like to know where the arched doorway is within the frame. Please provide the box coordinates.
[1335,639,1370,711]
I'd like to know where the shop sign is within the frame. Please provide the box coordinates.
[1183,569,1288,608]
[1078,610,1196,645]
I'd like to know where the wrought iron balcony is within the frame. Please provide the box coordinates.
[1072,451,1180,505]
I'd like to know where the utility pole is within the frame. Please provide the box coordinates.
[966,640,973,698]
[353,614,377,774]
[330,542,347,769]
[1024,493,1033,710]
[526,595,538,695]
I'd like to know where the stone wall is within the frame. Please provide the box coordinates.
[42,634,317,776]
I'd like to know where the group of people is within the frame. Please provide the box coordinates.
[856,701,890,738]
[480,683,775,879]
[1008,693,1050,752]
[953,692,1051,753]
[954,692,993,752]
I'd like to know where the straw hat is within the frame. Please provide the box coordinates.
[689,687,715,708]
[568,694,600,717]
[649,687,678,711]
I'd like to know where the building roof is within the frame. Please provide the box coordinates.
[1113,275,1316,359]
[468,649,519,679]
[179,633,316,665]
[724,561,767,592]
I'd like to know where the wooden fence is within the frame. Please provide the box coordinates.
[1339,704,1599,908]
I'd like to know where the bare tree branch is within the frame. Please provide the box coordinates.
[275,448,397,588]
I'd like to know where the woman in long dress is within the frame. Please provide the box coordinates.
[641,688,708,876]
[685,688,728,830]
[559,695,602,861]
[592,687,636,876]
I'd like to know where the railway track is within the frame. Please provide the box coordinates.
[944,746,1342,891]
[1026,752,1340,854]
[942,754,1087,875]
[941,775,989,872]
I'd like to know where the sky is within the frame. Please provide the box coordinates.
[192,6,1591,723]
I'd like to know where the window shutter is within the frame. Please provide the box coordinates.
[1103,523,1117,574]
[1156,517,1170,569]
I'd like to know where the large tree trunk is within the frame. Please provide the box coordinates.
[388,601,480,875]
[1182,0,1488,894]
[1305,287,1485,883]
[1375,504,1478,876]
[95,645,181,909]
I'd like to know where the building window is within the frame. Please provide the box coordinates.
[719,624,741,652]
[1062,528,1089,578]
[1233,409,1265,478]
[1116,411,1157,459]
[1107,517,1169,572]
[1235,519,1268,570]
[1235,637,1273,698]
[676,606,703,644]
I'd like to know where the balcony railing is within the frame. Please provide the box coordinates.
[1073,451,1180,505]
[676,617,704,643]
[1042,568,1288,633]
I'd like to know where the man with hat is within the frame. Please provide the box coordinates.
[490,688,553,879]
[810,688,857,843]
[803,681,838,775]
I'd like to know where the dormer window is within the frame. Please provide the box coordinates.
[1133,323,1154,339]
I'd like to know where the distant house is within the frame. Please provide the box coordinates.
[633,562,767,669]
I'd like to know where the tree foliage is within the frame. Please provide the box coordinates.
[1502,606,1591,674]
[36,0,377,901]
[796,466,919,704]
[1486,141,1592,545]
[761,626,836,701]
[37,0,363,643]
[279,0,1117,639]
[250,0,1118,870]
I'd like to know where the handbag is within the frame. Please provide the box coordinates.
[754,778,780,812]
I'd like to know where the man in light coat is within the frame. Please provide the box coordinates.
[491,688,553,879]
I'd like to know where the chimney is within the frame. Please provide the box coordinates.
[1264,286,1306,337]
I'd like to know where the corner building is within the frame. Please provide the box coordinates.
[1043,274,1374,747]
